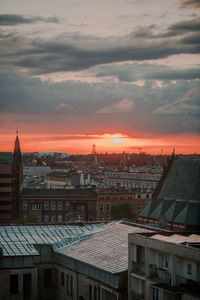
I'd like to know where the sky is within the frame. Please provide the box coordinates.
[0,0,200,155]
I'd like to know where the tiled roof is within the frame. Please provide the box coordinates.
[57,222,153,273]
[22,188,96,198]
[139,159,200,226]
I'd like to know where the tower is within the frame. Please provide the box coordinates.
[12,130,23,220]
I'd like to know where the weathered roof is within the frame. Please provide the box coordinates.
[151,233,200,244]
[57,222,153,274]
[158,159,200,201]
[22,188,96,198]
[0,152,13,165]
[0,223,106,256]
[139,159,200,226]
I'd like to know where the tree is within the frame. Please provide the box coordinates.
[111,202,135,221]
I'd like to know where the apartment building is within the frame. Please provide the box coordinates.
[128,231,200,300]
[104,171,161,190]
[21,188,97,223]
[97,190,152,222]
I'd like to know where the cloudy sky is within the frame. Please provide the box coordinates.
[0,0,200,154]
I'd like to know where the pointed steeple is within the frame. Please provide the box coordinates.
[13,128,21,161]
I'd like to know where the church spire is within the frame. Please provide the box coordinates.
[13,127,21,158]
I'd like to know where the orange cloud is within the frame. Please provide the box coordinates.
[0,132,199,155]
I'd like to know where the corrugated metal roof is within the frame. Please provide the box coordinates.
[57,223,153,274]
[0,223,106,256]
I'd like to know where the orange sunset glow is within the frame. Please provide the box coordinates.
[0,132,199,155]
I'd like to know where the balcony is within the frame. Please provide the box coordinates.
[149,264,171,284]
[132,261,145,277]
[131,291,145,300]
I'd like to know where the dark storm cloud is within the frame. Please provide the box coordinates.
[0,14,59,26]
[180,0,200,8]
[132,18,200,39]
[9,39,200,74]
[95,64,200,82]
[169,19,200,32]
[181,32,200,44]
[0,17,200,74]
[0,72,199,135]
[146,68,200,80]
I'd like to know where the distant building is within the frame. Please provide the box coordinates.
[45,171,71,189]
[104,171,161,190]
[21,188,97,223]
[0,133,23,223]
[138,158,200,231]
[97,190,152,222]
[128,230,200,300]
[23,166,51,177]
[94,153,126,170]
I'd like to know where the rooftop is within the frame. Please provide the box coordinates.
[57,222,153,273]
[22,188,96,198]
[0,223,106,256]
[130,231,200,249]
[139,159,200,226]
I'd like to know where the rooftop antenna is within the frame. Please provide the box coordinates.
[92,144,96,155]
[16,127,19,136]
[138,147,142,154]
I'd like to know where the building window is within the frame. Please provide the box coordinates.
[57,215,63,222]
[66,203,70,210]
[152,287,160,300]
[146,194,150,199]
[51,215,56,222]
[137,204,142,211]
[31,204,40,210]
[161,254,169,269]
[70,276,73,296]
[99,216,104,222]
[100,204,104,212]
[105,216,110,221]
[61,272,64,287]
[76,215,84,221]
[23,274,32,298]
[187,263,192,275]
[51,202,56,210]
[44,202,49,210]
[57,202,63,211]
[36,215,41,222]
[44,215,49,222]
[106,204,110,212]
[10,274,18,294]
[66,274,69,294]
[137,194,141,199]
[44,269,52,287]
[89,285,92,300]
[23,202,28,210]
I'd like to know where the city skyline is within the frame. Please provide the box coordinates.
[0,0,200,154]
